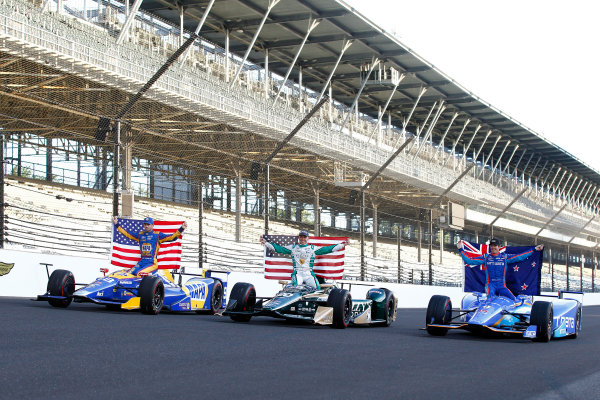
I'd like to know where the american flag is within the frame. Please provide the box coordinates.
[462,241,542,296]
[263,235,347,280]
[110,218,184,270]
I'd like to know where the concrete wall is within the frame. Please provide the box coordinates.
[2,249,599,307]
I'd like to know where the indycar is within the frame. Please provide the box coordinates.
[36,266,226,315]
[425,291,582,342]
[223,281,397,328]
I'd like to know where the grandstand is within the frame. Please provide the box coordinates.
[0,0,598,292]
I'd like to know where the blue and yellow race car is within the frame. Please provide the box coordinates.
[36,267,227,315]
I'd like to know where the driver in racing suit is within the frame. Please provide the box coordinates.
[457,238,544,301]
[260,230,349,290]
[113,216,187,276]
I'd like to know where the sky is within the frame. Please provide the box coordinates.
[344,0,600,172]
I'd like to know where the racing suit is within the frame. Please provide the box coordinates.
[116,223,183,276]
[264,241,345,290]
[459,249,534,301]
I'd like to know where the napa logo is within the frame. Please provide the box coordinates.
[186,282,207,300]
[0,261,15,277]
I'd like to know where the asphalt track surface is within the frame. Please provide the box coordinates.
[1,297,600,400]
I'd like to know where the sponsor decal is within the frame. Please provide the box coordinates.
[0,261,15,277]
[554,316,575,329]
[97,291,104,297]
[524,328,536,338]
[351,302,370,318]
[186,282,207,300]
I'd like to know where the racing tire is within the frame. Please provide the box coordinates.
[139,276,164,315]
[227,282,256,322]
[367,288,396,327]
[200,280,223,315]
[530,301,553,342]
[327,288,352,329]
[47,269,75,308]
[568,306,582,339]
[426,295,452,336]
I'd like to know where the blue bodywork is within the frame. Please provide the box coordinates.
[38,268,228,312]
[428,291,582,340]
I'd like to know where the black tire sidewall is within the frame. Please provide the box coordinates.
[210,280,223,314]
[140,276,164,315]
[47,269,75,308]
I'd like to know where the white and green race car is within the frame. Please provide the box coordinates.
[224,282,397,329]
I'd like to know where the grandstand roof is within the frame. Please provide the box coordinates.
[141,0,600,185]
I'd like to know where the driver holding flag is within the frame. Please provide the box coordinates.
[260,230,349,290]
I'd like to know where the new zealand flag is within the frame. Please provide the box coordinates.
[462,241,543,296]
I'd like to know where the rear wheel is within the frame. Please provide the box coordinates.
[139,276,164,315]
[227,282,256,322]
[47,269,75,308]
[204,280,223,315]
[367,288,396,327]
[570,306,582,339]
[426,295,452,336]
[327,288,352,329]
[530,301,553,342]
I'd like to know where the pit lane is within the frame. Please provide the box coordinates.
[1,297,599,400]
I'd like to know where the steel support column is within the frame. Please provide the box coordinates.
[430,112,459,162]
[368,74,406,144]
[567,245,570,291]
[235,167,242,242]
[112,121,120,217]
[264,163,270,235]
[500,144,519,176]
[360,190,366,280]
[312,181,320,236]
[476,135,502,179]
[340,58,380,133]
[372,201,378,258]
[230,0,280,88]
[393,87,428,147]
[199,182,204,268]
[263,48,269,97]
[442,119,473,167]
[116,0,144,45]
[407,101,439,153]
[488,186,529,229]
[413,101,446,159]
[428,209,433,285]
[316,40,353,103]
[273,18,321,107]
[487,140,511,181]
[179,0,216,63]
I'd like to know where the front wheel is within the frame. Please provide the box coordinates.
[327,288,352,329]
[530,301,553,342]
[426,295,452,336]
[227,282,256,322]
[139,276,164,315]
[47,269,75,308]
